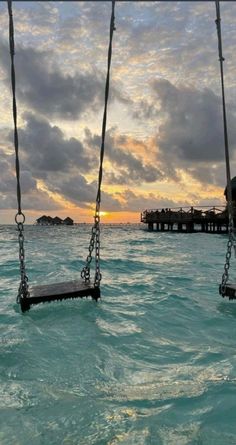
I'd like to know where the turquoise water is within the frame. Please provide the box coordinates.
[1,224,236,444]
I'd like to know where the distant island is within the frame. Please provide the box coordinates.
[36,215,74,226]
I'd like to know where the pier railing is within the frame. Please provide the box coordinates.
[141,206,227,223]
[141,206,229,233]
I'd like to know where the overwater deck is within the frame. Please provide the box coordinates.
[141,206,228,234]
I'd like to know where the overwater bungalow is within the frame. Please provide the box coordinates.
[63,217,74,226]
[36,216,74,226]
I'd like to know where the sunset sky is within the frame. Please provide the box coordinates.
[1,1,236,224]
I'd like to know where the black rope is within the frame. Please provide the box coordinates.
[8,0,22,216]
[215,1,233,220]
[96,0,116,206]
[215,1,236,296]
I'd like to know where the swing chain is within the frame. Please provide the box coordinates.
[221,232,233,296]
[94,211,102,286]
[81,209,101,286]
[15,215,29,303]
[81,0,115,287]
[221,210,236,296]
[8,0,29,303]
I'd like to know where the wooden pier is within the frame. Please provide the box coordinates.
[141,206,229,234]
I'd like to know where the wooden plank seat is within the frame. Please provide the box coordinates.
[20,279,100,312]
[219,283,236,300]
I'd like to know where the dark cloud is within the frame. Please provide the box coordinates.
[0,139,121,213]
[4,114,123,212]
[16,113,94,175]
[129,78,236,188]
[185,163,228,188]
[116,189,190,213]
[1,43,107,120]
[49,175,97,205]
[129,79,236,187]
[44,173,122,211]
[0,190,62,211]
[153,79,236,164]
[84,128,163,185]
[21,191,61,212]
[0,148,61,211]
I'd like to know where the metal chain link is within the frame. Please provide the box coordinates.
[81,209,101,286]
[221,209,236,296]
[81,0,115,287]
[7,0,29,303]
[221,230,233,296]
[15,215,29,302]
[94,212,102,286]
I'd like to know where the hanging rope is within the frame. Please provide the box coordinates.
[81,0,116,287]
[215,1,235,295]
[7,0,29,302]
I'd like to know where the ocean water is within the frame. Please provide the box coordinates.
[1,223,236,445]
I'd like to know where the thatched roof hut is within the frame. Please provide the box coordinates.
[36,215,53,225]
[52,216,63,225]
[36,215,74,225]
[63,217,74,225]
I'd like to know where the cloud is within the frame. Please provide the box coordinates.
[15,112,94,175]
[0,43,108,120]
[0,148,61,211]
[154,79,227,160]
[130,77,236,188]
[115,189,191,213]
[84,128,163,185]
[1,1,236,221]
[43,173,122,212]
[4,113,124,211]
[184,163,229,188]
[144,79,236,183]
[0,135,121,213]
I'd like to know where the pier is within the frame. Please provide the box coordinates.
[141,206,229,234]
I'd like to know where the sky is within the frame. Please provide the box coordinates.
[0,1,236,224]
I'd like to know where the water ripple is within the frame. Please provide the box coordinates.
[0,225,236,444]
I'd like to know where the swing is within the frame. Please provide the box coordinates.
[215,1,236,299]
[7,0,116,312]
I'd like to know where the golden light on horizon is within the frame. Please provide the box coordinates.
[99,211,108,217]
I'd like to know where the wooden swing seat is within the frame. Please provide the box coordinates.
[20,279,100,312]
[219,283,236,300]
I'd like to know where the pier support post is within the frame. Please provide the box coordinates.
[186,222,194,233]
